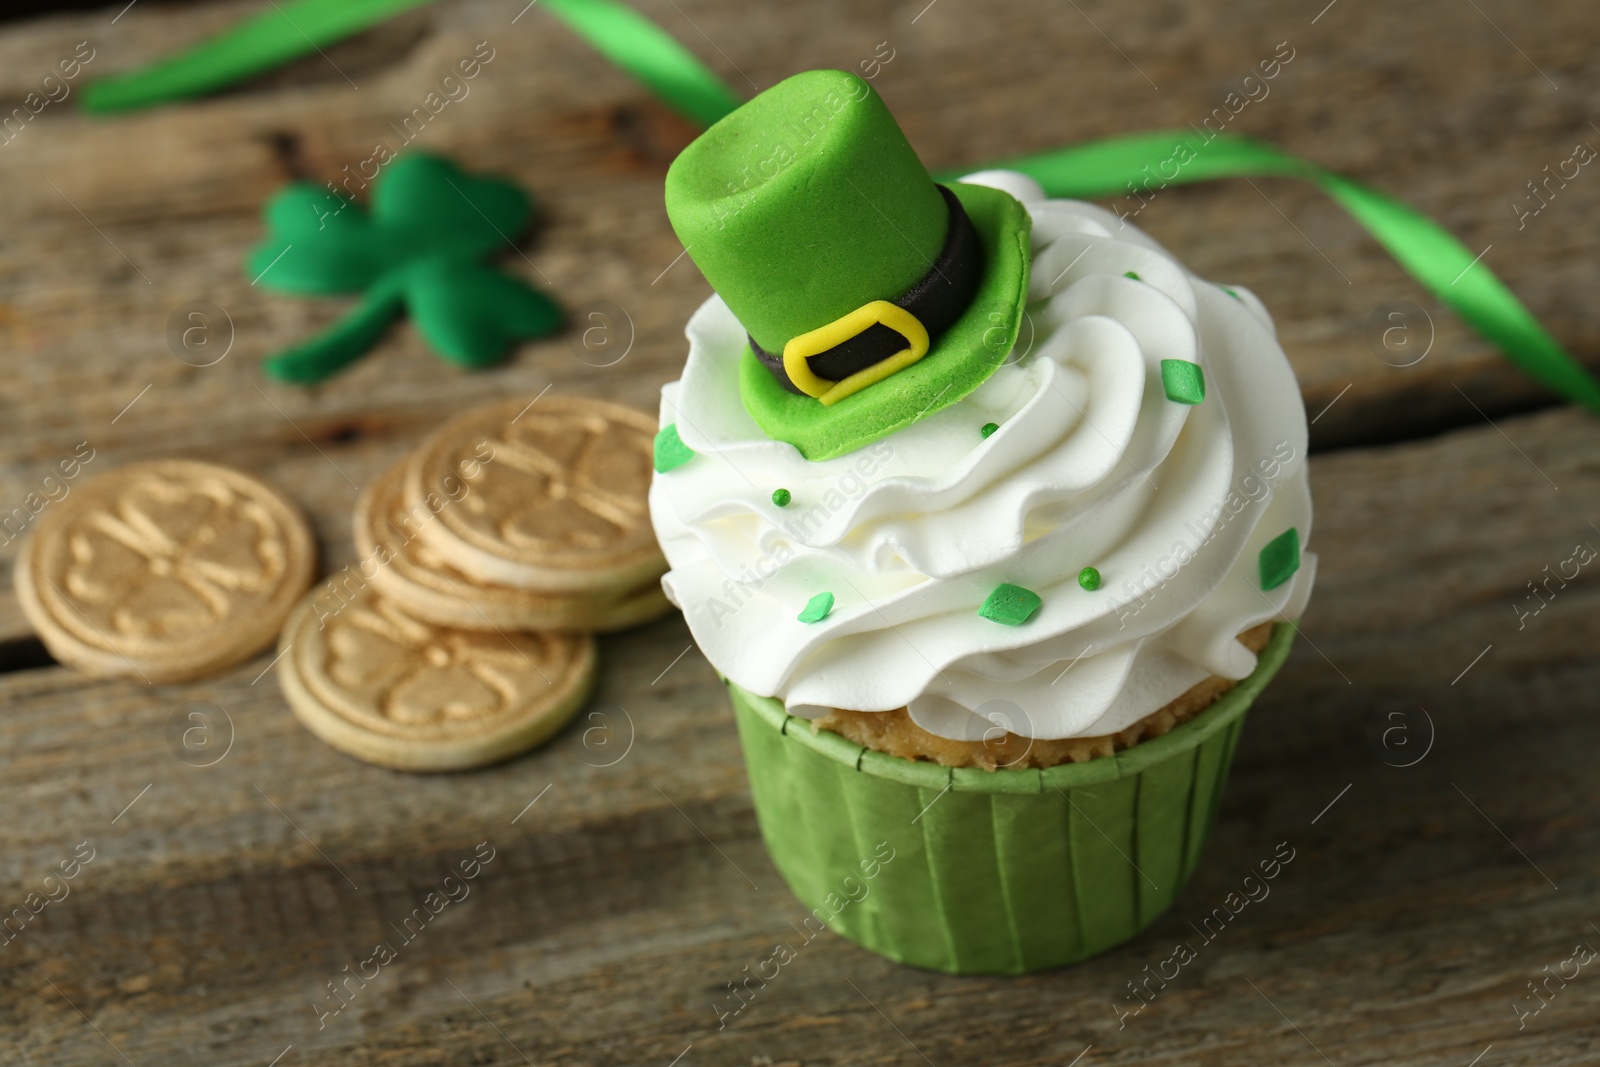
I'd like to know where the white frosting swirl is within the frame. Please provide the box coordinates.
[649,171,1315,740]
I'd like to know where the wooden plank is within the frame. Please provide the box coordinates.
[4,405,1598,1065]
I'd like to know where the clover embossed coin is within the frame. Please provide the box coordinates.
[14,460,315,682]
[352,459,670,633]
[276,585,597,771]
[404,396,665,594]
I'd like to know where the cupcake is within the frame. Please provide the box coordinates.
[649,69,1314,974]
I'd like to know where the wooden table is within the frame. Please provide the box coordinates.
[2,0,1597,1063]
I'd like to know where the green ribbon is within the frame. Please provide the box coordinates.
[540,0,742,129]
[972,135,1600,412]
[81,0,438,113]
[81,0,1600,411]
[79,0,740,126]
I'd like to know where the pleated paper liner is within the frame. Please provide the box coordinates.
[730,622,1296,975]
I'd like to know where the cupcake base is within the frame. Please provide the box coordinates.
[729,622,1295,974]
[815,622,1277,769]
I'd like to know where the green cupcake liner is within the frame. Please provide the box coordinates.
[729,623,1295,974]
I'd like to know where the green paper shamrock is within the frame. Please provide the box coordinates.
[246,153,562,383]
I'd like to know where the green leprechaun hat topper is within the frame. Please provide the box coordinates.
[665,69,1032,461]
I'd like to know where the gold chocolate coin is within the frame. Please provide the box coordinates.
[15,459,315,682]
[351,459,670,633]
[277,585,597,771]
[404,396,664,594]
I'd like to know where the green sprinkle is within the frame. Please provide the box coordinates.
[1078,566,1102,591]
[1160,359,1206,405]
[981,422,999,438]
[771,488,792,507]
[653,423,695,473]
[1222,286,1241,300]
[1123,270,1141,281]
[1258,527,1301,591]
[797,591,834,624]
[978,583,1042,626]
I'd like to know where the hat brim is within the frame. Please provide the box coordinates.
[739,181,1033,462]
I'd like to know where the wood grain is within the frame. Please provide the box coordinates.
[0,0,1597,1063]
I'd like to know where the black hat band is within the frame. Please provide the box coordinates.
[748,184,986,395]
